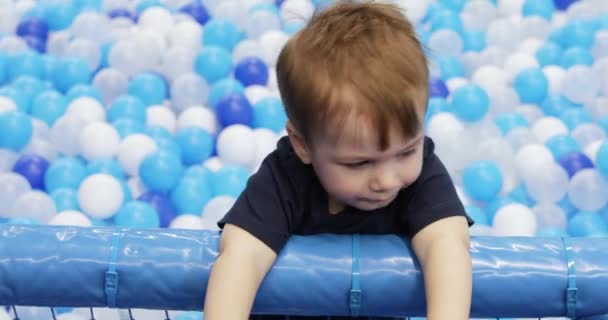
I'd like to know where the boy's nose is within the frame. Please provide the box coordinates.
[369,170,401,194]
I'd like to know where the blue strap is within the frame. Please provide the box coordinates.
[562,237,577,319]
[350,234,362,317]
[105,229,121,308]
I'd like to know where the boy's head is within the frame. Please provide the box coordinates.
[276,1,430,212]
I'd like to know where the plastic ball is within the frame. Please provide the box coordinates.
[137,191,176,227]
[171,176,213,215]
[176,106,217,134]
[16,17,49,41]
[79,122,120,161]
[167,20,202,51]
[561,108,593,131]
[117,134,158,177]
[66,97,105,124]
[437,56,464,80]
[245,9,281,39]
[514,143,554,177]
[202,18,242,51]
[568,211,608,236]
[169,214,203,229]
[43,157,86,193]
[179,2,210,25]
[107,40,145,77]
[0,86,28,112]
[523,162,569,203]
[108,95,146,124]
[531,116,568,143]
[462,160,503,202]
[8,50,44,80]
[532,203,567,229]
[216,93,254,127]
[195,46,233,84]
[258,30,289,66]
[113,201,159,228]
[49,210,92,227]
[513,68,548,104]
[279,0,314,23]
[175,127,214,165]
[201,195,236,230]
[112,118,145,138]
[138,7,174,37]
[560,47,594,68]
[216,124,257,168]
[0,95,16,114]
[536,42,563,67]
[494,112,529,135]
[51,57,91,93]
[522,0,554,20]
[561,20,595,49]
[92,68,128,105]
[546,135,581,159]
[486,19,522,50]
[234,57,269,87]
[493,203,537,236]
[450,84,489,122]
[127,72,167,106]
[0,111,33,151]
[12,154,49,190]
[558,152,594,178]
[568,169,608,211]
[208,78,245,108]
[232,40,265,65]
[465,205,488,225]
[563,65,601,104]
[571,123,605,148]
[540,95,577,117]
[78,173,124,218]
[428,29,463,57]
[139,150,184,192]
[554,0,577,10]
[10,190,56,223]
[66,84,103,103]
[170,73,209,113]
[244,85,273,105]
[429,9,464,34]
[0,172,32,218]
[253,97,286,133]
[146,105,176,134]
[429,78,449,98]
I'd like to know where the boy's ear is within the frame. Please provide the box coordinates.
[286,120,312,164]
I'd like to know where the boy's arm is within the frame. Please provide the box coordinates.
[411,216,472,320]
[204,224,278,320]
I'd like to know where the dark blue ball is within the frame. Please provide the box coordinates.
[16,18,49,41]
[234,57,269,86]
[108,8,133,20]
[12,154,50,190]
[137,191,177,228]
[429,78,449,98]
[179,2,210,25]
[558,152,594,177]
[216,93,254,127]
[553,0,579,11]
[22,36,46,53]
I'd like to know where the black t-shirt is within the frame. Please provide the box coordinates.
[217,136,473,320]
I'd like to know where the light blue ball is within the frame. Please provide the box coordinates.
[522,0,554,20]
[140,150,184,192]
[568,211,608,237]
[208,78,245,108]
[0,111,33,151]
[463,30,486,52]
[31,90,68,126]
[170,176,213,214]
[66,84,103,103]
[485,197,516,222]
[541,95,579,117]
[8,50,44,80]
[175,127,214,165]
[546,135,581,160]
[560,47,594,68]
[462,160,503,202]
[135,0,162,14]
[595,142,608,177]
[0,86,28,112]
[450,84,489,122]
[249,2,279,14]
[494,112,529,135]
[112,119,146,138]
[513,68,548,104]
[12,75,45,111]
[560,20,595,49]
[283,21,305,35]
[115,201,160,228]
[430,9,464,34]
[50,188,79,212]
[195,46,233,84]
[560,108,593,130]
[253,97,287,133]
[0,53,7,85]
[184,165,214,182]
[465,205,488,225]
[86,158,125,180]
[439,0,466,12]
[437,56,464,80]
[52,57,91,93]
[508,184,536,207]
[44,157,87,193]
[211,165,250,197]
[128,73,167,106]
[202,18,243,51]
[43,0,77,30]
[536,42,563,67]
[108,95,147,123]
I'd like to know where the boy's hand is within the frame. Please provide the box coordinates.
[204,224,278,320]
[411,216,472,320]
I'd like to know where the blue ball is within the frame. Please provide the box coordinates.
[179,2,209,25]
[253,97,287,133]
[128,72,167,106]
[50,188,79,212]
[31,90,68,126]
[438,0,466,12]
[568,211,608,237]
[0,111,33,151]
[208,78,245,108]
[146,125,173,142]
[41,55,59,81]
[137,191,177,228]
[463,30,486,52]
[52,57,91,93]
[536,42,563,67]
[430,10,464,34]
[43,0,77,30]
[0,54,6,85]
[437,56,464,80]
[553,0,577,10]
[139,150,184,192]
[425,97,450,124]
[541,95,579,117]
[465,205,488,225]
[202,18,242,51]
[66,84,103,103]
[250,2,278,14]
[175,127,214,165]
[234,57,269,86]
[8,50,44,80]
[429,78,449,98]
[596,142,608,177]
[558,195,578,220]
[508,184,536,207]
[12,75,45,111]
[545,135,581,160]
[494,112,529,135]
[485,197,516,222]
[599,116,608,134]
[212,165,250,197]
[23,35,46,53]
[112,118,146,138]
[12,154,49,190]
[560,108,593,130]
[44,157,87,193]
[558,152,594,178]
[513,68,548,104]
[115,201,160,228]
[16,18,49,41]
[450,84,489,122]
[462,160,503,202]
[86,158,125,180]
[522,0,554,20]
[560,47,594,68]
[195,46,233,84]
[108,95,147,123]
[560,20,595,49]
[108,8,133,20]
[0,86,28,112]
[171,176,213,215]
[216,93,254,127]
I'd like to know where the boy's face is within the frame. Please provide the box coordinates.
[288,117,424,213]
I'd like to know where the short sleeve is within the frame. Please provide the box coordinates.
[218,155,293,254]
[402,141,474,238]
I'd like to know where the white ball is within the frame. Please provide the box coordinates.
[31,118,50,139]
[65,38,102,71]
[515,104,544,124]
[520,17,551,40]
[542,65,566,94]
[92,68,129,105]
[505,127,538,151]
[523,163,569,203]
[127,176,146,199]
[571,124,606,147]
[0,149,18,172]
[427,29,463,57]
[493,203,537,236]
[487,86,520,115]
[479,46,508,67]
[514,143,554,177]
[79,122,121,161]
[66,97,106,124]
[49,114,88,156]
[517,38,544,56]
[10,190,56,223]
[245,85,274,105]
[497,0,525,17]
[532,203,567,230]
[585,140,603,164]
[252,128,279,171]
[259,30,289,66]
[138,7,174,36]
[461,0,497,31]
[160,46,197,82]
[426,112,465,143]
[394,0,431,24]
[233,40,264,64]
[504,52,539,82]
[245,9,281,39]
[176,106,217,133]
[568,169,608,211]
[562,65,601,104]
[280,0,314,23]
[0,96,17,114]
[201,196,236,230]
[147,105,177,134]
[585,96,608,120]
[170,72,209,113]
[70,11,111,43]
[445,77,469,92]
[24,138,58,162]
[78,174,124,219]
[472,65,509,90]
[217,125,258,168]
[531,117,569,143]
[49,210,93,227]
[169,214,203,229]
[486,19,522,50]
[167,20,202,50]
[117,134,158,177]
[203,156,223,172]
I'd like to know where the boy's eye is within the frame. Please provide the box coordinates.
[398,149,416,158]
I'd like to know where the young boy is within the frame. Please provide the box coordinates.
[204,2,474,319]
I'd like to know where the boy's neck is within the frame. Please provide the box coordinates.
[327,196,344,215]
